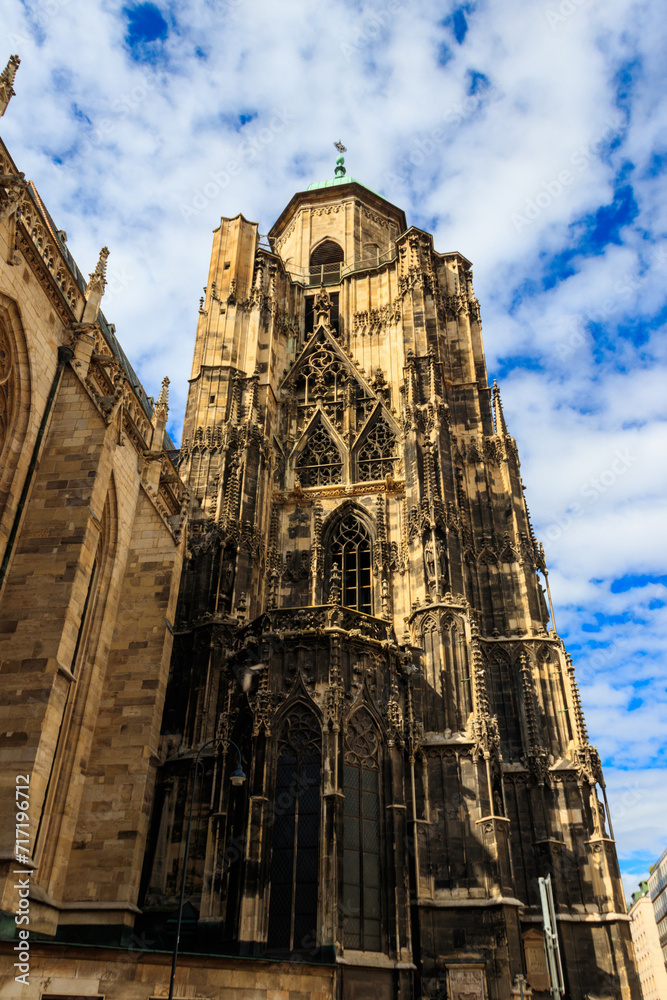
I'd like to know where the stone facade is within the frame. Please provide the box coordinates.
[0,118,187,958]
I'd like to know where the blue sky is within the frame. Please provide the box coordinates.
[2,0,666,900]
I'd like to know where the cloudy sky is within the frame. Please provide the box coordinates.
[1,0,666,898]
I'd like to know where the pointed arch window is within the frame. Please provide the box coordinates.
[329,513,372,614]
[343,710,382,951]
[0,315,16,462]
[296,423,343,487]
[0,303,31,527]
[357,418,397,482]
[487,654,522,760]
[267,707,321,953]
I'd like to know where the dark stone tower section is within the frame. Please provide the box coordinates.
[140,180,640,1000]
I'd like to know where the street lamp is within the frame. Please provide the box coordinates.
[168,736,246,1000]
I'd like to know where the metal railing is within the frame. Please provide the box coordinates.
[280,245,397,286]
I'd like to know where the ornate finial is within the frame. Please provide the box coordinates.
[492,379,508,436]
[0,55,20,117]
[328,562,342,605]
[88,246,110,293]
[333,140,347,179]
[80,247,110,324]
[155,376,170,416]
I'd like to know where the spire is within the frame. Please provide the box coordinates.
[81,247,109,324]
[88,246,110,294]
[492,379,508,436]
[155,376,170,418]
[0,54,20,117]
[151,376,170,446]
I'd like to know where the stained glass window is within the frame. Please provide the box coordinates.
[342,710,382,951]
[267,707,321,952]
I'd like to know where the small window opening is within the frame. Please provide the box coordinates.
[305,295,314,335]
[309,240,344,286]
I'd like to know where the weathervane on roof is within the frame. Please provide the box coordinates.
[333,140,347,178]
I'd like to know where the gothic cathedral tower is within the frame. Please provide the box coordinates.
[140,157,639,1000]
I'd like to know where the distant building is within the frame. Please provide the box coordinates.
[629,879,667,1000]
[649,848,667,970]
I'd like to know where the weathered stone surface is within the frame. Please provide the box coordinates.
[0,135,186,945]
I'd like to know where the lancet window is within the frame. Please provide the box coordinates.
[296,424,343,487]
[267,706,322,952]
[329,514,372,614]
[486,654,523,760]
[343,710,382,952]
[357,419,397,482]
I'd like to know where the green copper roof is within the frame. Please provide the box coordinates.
[306,175,379,195]
[307,144,378,195]
[307,175,357,190]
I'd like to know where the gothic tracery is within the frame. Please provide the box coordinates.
[344,709,380,770]
[296,422,343,486]
[357,417,397,481]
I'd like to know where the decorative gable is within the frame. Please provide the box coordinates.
[354,402,401,483]
[281,322,377,442]
[294,412,344,488]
